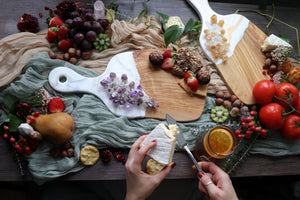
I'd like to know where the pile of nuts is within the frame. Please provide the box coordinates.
[50,141,75,158]
[48,48,92,64]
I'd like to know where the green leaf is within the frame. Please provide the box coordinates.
[156,11,169,24]
[4,94,19,114]
[193,21,202,32]
[164,25,183,47]
[138,8,148,19]
[183,18,195,34]
[278,34,290,43]
[8,114,22,132]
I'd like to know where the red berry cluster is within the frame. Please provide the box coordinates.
[26,111,40,124]
[234,111,268,139]
[2,125,39,155]
[113,151,126,164]
[100,150,113,163]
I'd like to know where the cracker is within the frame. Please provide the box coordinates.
[146,159,166,175]
[178,78,208,97]
[80,145,99,166]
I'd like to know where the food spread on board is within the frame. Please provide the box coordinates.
[0,0,299,180]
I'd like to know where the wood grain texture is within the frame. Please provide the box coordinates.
[216,22,267,105]
[133,49,207,122]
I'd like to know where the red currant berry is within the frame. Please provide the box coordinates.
[27,119,32,124]
[245,134,251,139]
[3,133,9,139]
[25,146,30,151]
[245,130,252,136]
[250,126,256,131]
[261,132,267,138]
[21,137,27,143]
[261,129,267,134]
[255,127,261,132]
[15,144,21,150]
[235,130,241,135]
[245,116,251,123]
[263,71,267,75]
[10,137,16,143]
[248,122,254,127]
[29,115,35,122]
[34,111,40,117]
[250,111,256,116]
[240,118,245,123]
[237,134,243,139]
[4,126,9,131]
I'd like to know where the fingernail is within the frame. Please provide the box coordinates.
[145,133,150,135]
[197,171,205,178]
[171,162,176,169]
[152,140,157,142]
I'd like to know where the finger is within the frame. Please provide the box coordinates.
[139,139,157,156]
[199,161,225,176]
[153,162,175,180]
[131,135,147,151]
[199,174,219,197]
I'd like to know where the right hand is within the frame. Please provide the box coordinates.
[193,161,238,200]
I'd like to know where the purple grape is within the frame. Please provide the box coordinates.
[73,32,85,44]
[70,11,80,19]
[80,39,92,51]
[86,30,97,42]
[72,17,84,29]
[83,21,92,32]
[69,28,77,38]
[86,8,93,13]
[92,22,104,34]
[77,7,86,14]
[99,19,109,30]
[64,19,73,27]
[84,12,94,21]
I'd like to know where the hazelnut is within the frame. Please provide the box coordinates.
[215,98,224,106]
[149,51,164,66]
[230,107,240,118]
[216,91,224,98]
[69,57,78,64]
[63,142,71,150]
[60,150,68,158]
[56,54,64,60]
[64,52,70,61]
[232,99,242,108]
[230,95,238,102]
[224,92,231,100]
[76,49,82,58]
[223,100,232,109]
[265,58,272,67]
[67,148,74,158]
[81,51,92,60]
[269,64,278,74]
[196,70,211,84]
[48,51,57,59]
[68,48,76,57]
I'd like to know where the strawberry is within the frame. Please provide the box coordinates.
[187,76,198,92]
[184,71,195,82]
[162,50,172,58]
[47,27,59,43]
[48,17,63,28]
[58,25,68,40]
[58,38,73,52]
[161,58,174,69]
[48,97,65,113]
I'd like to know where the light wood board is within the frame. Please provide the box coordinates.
[133,49,207,122]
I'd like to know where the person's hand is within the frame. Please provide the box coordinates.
[125,135,176,200]
[193,161,238,200]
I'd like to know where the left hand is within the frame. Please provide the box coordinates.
[125,135,175,200]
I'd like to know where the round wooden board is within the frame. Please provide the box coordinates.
[133,49,207,122]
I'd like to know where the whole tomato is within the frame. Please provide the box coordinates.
[293,97,300,117]
[281,115,300,140]
[275,83,299,107]
[259,102,285,130]
[252,80,276,105]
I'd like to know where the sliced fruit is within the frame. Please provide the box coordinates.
[161,57,174,69]
[48,17,64,28]
[48,97,65,113]
[210,105,229,123]
[186,76,198,92]
[184,70,195,82]
[47,27,59,43]
[162,50,172,58]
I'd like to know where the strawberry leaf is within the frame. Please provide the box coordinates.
[164,25,183,47]
[9,114,22,132]
[4,93,19,114]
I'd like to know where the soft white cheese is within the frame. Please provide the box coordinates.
[163,16,185,31]
[261,34,293,52]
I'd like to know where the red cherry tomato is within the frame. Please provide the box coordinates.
[280,115,300,140]
[252,80,276,105]
[275,83,299,107]
[293,97,300,117]
[259,103,285,130]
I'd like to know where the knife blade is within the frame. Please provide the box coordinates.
[166,114,203,173]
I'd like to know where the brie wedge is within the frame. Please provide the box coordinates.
[163,16,185,31]
[261,34,293,52]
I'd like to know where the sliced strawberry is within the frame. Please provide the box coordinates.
[47,27,59,43]
[161,58,174,69]
[48,97,65,113]
[58,38,73,52]
[48,17,63,28]
[187,76,198,92]
[58,25,68,40]
[162,50,172,58]
[184,70,195,82]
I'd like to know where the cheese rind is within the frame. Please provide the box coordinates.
[261,34,293,52]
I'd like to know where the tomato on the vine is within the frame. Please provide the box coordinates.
[281,115,300,140]
[252,80,276,105]
[293,97,300,117]
[259,102,285,130]
[275,83,299,107]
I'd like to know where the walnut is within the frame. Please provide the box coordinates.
[149,51,164,66]
[196,70,210,84]
[171,48,203,77]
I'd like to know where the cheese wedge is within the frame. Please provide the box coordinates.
[141,123,178,165]
[163,16,185,31]
[261,34,293,52]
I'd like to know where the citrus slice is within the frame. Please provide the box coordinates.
[208,128,233,155]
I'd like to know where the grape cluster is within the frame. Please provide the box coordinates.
[62,4,110,51]
[100,72,159,110]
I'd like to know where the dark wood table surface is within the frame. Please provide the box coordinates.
[0,0,300,182]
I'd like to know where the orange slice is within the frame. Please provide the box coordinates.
[208,128,233,155]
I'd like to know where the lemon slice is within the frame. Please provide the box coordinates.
[209,129,233,155]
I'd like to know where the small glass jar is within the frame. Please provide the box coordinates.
[193,126,237,161]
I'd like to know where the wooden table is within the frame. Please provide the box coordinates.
[1,0,300,182]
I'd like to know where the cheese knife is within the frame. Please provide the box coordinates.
[166,114,203,173]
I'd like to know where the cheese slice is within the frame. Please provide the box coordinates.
[261,34,293,52]
[163,16,185,31]
[141,123,178,165]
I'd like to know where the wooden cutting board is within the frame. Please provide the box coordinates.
[133,49,207,121]
[187,0,267,105]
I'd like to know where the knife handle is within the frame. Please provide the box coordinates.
[183,145,203,173]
